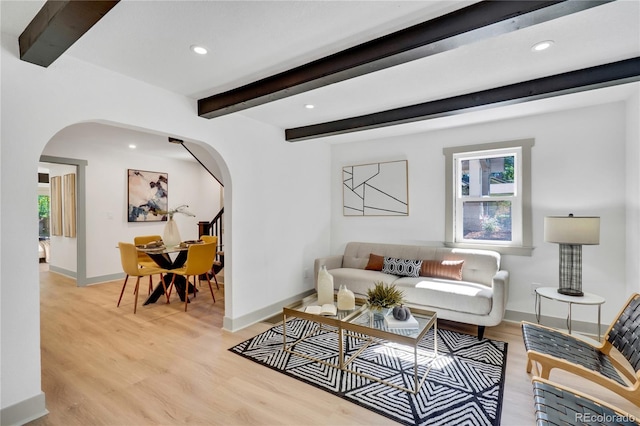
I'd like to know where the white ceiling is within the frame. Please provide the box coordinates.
[2,0,640,157]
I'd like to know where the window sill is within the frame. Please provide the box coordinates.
[444,242,534,256]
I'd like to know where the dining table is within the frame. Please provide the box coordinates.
[137,244,194,305]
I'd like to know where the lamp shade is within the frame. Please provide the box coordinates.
[544,215,600,245]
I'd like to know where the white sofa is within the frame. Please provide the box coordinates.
[314,242,509,339]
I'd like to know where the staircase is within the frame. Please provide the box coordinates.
[198,207,223,252]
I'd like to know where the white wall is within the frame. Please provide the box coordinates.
[42,122,221,280]
[1,34,330,421]
[330,101,632,326]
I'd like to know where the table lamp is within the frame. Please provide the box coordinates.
[544,214,600,296]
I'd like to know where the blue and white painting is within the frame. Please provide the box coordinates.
[127,169,168,222]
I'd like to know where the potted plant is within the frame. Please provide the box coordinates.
[367,281,405,318]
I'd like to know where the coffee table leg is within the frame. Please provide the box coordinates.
[338,328,344,369]
[282,312,287,349]
[434,320,438,354]
[414,344,418,393]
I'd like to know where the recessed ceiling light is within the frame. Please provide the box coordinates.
[305,104,315,109]
[531,40,554,52]
[128,144,136,149]
[190,45,208,55]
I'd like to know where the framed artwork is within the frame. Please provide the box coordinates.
[343,160,408,216]
[63,173,76,237]
[127,169,168,222]
[50,176,63,235]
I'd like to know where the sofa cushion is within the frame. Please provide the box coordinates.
[382,257,422,277]
[342,242,438,269]
[420,260,464,281]
[394,277,493,315]
[365,253,384,271]
[342,243,500,286]
[328,268,396,297]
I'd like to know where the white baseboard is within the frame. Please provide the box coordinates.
[223,289,315,332]
[0,392,48,426]
[504,309,604,338]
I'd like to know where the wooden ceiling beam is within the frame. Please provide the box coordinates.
[19,0,120,68]
[198,0,611,119]
[285,58,640,141]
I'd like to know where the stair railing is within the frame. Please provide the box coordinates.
[198,207,224,254]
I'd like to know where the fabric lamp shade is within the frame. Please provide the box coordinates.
[544,214,600,297]
[544,216,600,245]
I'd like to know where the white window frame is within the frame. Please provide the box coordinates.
[454,147,522,245]
[443,139,534,256]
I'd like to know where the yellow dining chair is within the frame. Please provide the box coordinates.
[199,235,222,289]
[134,234,163,294]
[200,235,218,245]
[117,242,170,314]
[169,242,217,311]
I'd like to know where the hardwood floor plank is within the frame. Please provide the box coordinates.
[29,267,638,425]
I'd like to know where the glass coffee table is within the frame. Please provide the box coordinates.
[282,294,438,394]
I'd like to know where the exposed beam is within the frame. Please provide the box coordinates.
[19,0,120,68]
[198,0,612,119]
[285,58,640,142]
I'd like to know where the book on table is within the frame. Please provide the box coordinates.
[305,304,337,316]
[384,313,419,329]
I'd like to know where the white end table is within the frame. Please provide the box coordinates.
[535,286,605,341]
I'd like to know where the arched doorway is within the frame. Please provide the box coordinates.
[39,121,230,312]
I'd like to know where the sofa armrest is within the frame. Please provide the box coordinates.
[314,255,344,288]
[490,269,510,318]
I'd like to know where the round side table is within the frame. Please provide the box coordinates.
[535,286,605,341]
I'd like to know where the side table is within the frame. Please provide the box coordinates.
[535,286,605,341]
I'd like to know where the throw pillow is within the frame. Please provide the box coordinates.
[382,257,423,277]
[420,260,464,280]
[365,253,384,271]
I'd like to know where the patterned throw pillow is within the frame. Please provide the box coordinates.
[382,257,423,277]
[420,260,464,280]
[365,253,384,271]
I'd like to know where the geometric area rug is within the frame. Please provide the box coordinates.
[229,318,507,426]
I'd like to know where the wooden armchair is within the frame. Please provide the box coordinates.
[532,378,638,426]
[522,293,640,406]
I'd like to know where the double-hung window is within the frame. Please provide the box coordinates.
[444,139,534,256]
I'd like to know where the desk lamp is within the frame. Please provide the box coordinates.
[544,214,600,296]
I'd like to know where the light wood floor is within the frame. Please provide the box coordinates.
[28,267,639,425]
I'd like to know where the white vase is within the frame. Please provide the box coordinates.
[163,216,181,247]
[317,265,334,305]
[337,284,355,310]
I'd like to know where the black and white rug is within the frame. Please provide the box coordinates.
[229,319,507,426]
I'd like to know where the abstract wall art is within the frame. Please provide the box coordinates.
[127,169,168,222]
[343,160,408,216]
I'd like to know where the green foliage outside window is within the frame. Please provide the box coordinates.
[38,195,50,218]
[503,156,514,182]
[39,195,50,237]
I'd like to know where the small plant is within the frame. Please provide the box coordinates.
[481,215,500,234]
[367,281,405,309]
